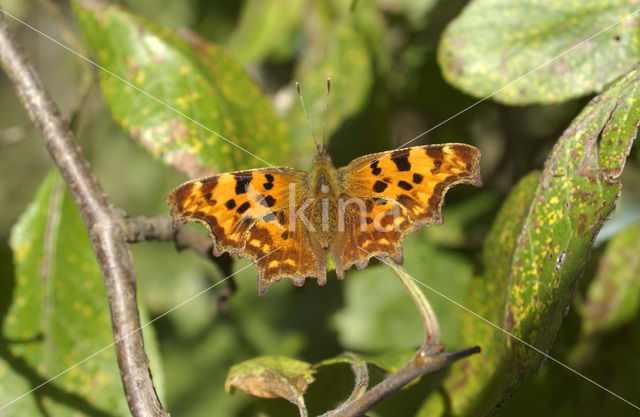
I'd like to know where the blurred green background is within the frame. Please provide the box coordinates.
[1,0,639,416]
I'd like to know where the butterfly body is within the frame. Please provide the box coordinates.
[168,143,482,295]
[305,150,340,248]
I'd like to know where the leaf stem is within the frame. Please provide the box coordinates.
[343,353,369,404]
[323,260,480,417]
[385,258,440,345]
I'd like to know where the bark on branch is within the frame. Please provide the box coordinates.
[328,345,481,417]
[123,214,236,310]
[0,12,169,417]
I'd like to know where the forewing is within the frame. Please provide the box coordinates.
[333,143,482,274]
[167,167,323,294]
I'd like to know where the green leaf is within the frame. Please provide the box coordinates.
[333,229,473,352]
[507,305,640,417]
[439,0,640,105]
[419,67,640,415]
[72,0,291,176]
[286,1,376,154]
[317,350,415,375]
[314,352,369,402]
[225,355,315,415]
[1,171,162,416]
[581,220,640,335]
[227,0,304,64]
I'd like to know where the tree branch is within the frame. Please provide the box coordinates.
[0,12,168,417]
[330,345,481,417]
[123,214,237,311]
[124,215,210,256]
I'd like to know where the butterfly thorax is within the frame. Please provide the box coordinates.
[306,153,340,248]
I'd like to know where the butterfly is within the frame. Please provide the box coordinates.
[167,142,482,295]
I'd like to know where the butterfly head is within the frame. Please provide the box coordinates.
[313,142,331,164]
[297,79,332,165]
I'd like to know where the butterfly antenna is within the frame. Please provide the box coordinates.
[321,78,331,153]
[296,82,320,154]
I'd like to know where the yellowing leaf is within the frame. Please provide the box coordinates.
[225,355,315,415]
[439,0,640,104]
[419,66,640,416]
[73,0,291,176]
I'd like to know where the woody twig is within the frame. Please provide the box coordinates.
[329,345,480,417]
[124,214,236,310]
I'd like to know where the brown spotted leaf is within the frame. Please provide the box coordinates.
[225,355,315,415]
[73,0,291,177]
[418,67,640,415]
[439,0,640,104]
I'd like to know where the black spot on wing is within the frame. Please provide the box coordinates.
[259,195,277,207]
[225,199,236,210]
[370,160,381,175]
[398,180,413,190]
[236,201,250,214]
[234,172,252,195]
[281,231,289,240]
[391,150,411,171]
[204,192,212,201]
[263,182,274,190]
[265,173,274,183]
[413,173,423,184]
[373,180,388,193]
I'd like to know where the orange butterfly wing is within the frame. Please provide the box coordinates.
[166,168,325,294]
[331,143,482,276]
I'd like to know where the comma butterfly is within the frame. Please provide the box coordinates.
[167,142,481,294]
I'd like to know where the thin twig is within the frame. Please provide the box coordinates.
[124,214,224,260]
[330,345,481,417]
[0,12,168,417]
[124,214,237,310]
